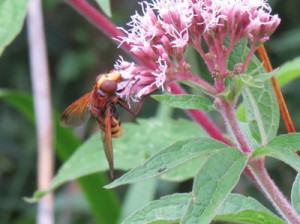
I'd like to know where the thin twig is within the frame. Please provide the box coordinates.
[257,45,295,133]
[27,0,54,223]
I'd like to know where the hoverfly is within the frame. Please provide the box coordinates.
[60,71,136,178]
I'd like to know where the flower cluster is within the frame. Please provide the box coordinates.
[115,0,280,100]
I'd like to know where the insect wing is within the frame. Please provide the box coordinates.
[60,93,91,128]
[101,105,114,178]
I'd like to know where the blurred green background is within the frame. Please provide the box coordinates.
[0,0,300,223]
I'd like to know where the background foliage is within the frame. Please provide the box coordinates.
[0,0,300,223]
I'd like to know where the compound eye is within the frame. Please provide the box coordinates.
[100,80,117,94]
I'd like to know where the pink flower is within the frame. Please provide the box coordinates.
[115,57,167,102]
[115,0,281,99]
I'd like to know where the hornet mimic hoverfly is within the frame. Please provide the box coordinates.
[60,71,138,178]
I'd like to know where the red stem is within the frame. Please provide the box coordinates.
[217,98,251,153]
[66,0,155,70]
[176,71,216,95]
[250,159,300,224]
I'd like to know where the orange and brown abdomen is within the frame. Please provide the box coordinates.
[110,116,122,138]
[96,105,123,138]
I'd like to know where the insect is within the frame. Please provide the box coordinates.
[60,71,136,178]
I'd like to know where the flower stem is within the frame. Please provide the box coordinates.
[217,95,300,223]
[66,0,156,70]
[249,158,300,224]
[176,71,216,95]
[217,97,251,153]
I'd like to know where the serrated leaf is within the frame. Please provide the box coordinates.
[106,138,236,189]
[242,79,279,145]
[277,56,300,86]
[292,174,300,215]
[215,194,285,224]
[122,193,191,224]
[181,149,248,224]
[122,193,284,224]
[0,0,28,57]
[94,0,111,17]
[152,94,213,110]
[252,133,300,172]
[29,118,207,201]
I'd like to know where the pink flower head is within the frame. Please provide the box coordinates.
[115,57,167,102]
[115,0,281,99]
[189,0,281,76]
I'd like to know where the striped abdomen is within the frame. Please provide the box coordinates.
[97,105,122,138]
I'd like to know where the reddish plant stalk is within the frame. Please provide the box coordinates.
[257,45,295,133]
[66,0,155,70]
[249,159,300,224]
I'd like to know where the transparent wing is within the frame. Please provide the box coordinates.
[60,93,91,128]
[101,105,114,178]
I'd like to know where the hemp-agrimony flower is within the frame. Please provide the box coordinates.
[116,0,280,100]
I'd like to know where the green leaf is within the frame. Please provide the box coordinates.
[242,54,280,146]
[181,149,248,224]
[94,0,112,17]
[0,0,28,57]
[239,122,260,149]
[29,118,207,200]
[252,133,300,172]
[238,68,278,89]
[215,194,285,224]
[122,193,191,224]
[160,156,208,182]
[292,174,300,215]
[252,69,279,83]
[0,89,121,224]
[242,79,279,145]
[227,38,248,70]
[236,104,246,122]
[0,89,35,122]
[106,138,236,189]
[152,94,213,110]
[276,56,300,86]
[121,193,284,224]
[121,179,157,222]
